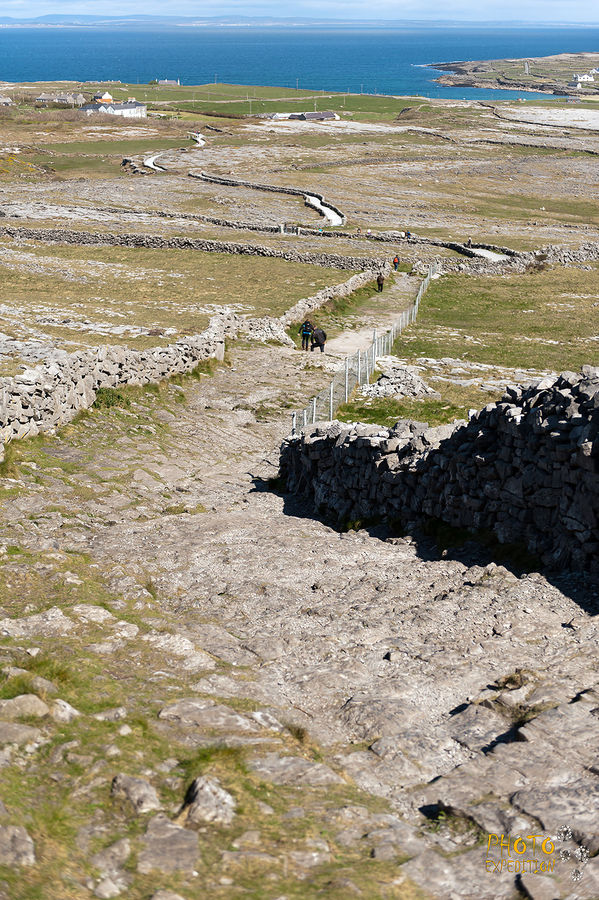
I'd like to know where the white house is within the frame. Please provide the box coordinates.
[0,96,13,107]
[81,99,147,119]
[158,79,180,86]
[575,73,595,83]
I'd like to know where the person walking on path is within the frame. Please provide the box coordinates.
[299,319,314,351]
[376,273,385,292]
[311,326,327,353]
[393,255,399,271]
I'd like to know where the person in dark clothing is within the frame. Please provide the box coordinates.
[376,273,385,292]
[311,326,327,353]
[298,319,314,351]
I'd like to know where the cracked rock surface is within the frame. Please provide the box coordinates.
[0,333,597,899]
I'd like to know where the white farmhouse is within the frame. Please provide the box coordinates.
[81,98,147,119]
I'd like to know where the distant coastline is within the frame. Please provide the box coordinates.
[431,52,599,96]
[1,16,598,28]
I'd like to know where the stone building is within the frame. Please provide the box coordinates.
[35,92,86,106]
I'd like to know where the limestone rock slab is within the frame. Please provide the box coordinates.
[158,698,257,733]
[0,825,35,867]
[250,753,343,786]
[137,814,199,875]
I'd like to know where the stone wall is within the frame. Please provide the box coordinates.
[280,367,599,572]
[442,241,599,277]
[192,171,346,224]
[0,225,372,271]
[0,313,239,456]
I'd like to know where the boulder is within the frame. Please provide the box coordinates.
[181,776,236,826]
[111,775,162,815]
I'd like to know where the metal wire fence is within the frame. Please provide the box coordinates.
[291,263,439,434]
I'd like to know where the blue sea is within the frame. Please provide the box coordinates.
[0,26,598,100]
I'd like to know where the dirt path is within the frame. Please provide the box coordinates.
[324,272,414,358]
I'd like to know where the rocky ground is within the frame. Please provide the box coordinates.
[0,87,598,899]
[1,330,598,900]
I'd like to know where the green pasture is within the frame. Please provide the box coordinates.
[394,264,599,371]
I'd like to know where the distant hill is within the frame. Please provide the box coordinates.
[1,15,364,26]
[0,14,596,27]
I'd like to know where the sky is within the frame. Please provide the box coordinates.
[1,0,598,23]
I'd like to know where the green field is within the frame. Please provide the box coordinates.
[397,264,599,371]
[0,241,352,373]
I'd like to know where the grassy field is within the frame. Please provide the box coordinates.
[335,262,599,428]
[336,382,488,428]
[395,264,599,371]
[0,241,352,372]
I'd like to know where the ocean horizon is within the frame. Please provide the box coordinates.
[1,25,598,100]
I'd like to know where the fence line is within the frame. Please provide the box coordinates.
[291,262,439,434]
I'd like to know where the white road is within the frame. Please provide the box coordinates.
[305,194,344,227]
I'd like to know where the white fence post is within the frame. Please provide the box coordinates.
[357,350,361,385]
[344,357,349,402]
[312,397,316,423]
[329,381,334,419]
[291,412,297,435]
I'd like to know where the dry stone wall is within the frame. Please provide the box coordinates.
[280,367,599,572]
[192,172,346,224]
[0,226,373,271]
[0,250,386,453]
[0,313,239,456]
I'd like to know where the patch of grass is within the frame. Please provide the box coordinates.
[395,265,599,371]
[0,674,37,700]
[190,357,219,378]
[92,387,132,409]
[177,745,248,783]
[21,654,78,690]
[0,442,19,478]
[284,723,309,744]
[5,545,22,556]
[494,668,536,691]
[163,503,187,515]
